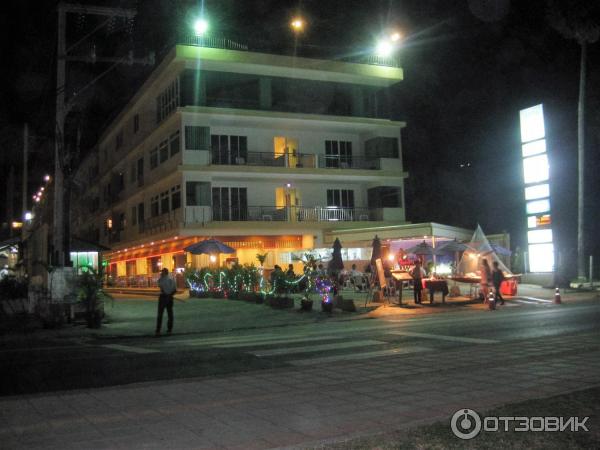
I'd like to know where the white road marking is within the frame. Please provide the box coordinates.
[289,346,432,366]
[251,340,386,357]
[215,335,349,348]
[102,344,160,354]
[516,296,553,303]
[387,331,498,344]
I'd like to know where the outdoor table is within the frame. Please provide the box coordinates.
[422,278,449,303]
[391,270,413,305]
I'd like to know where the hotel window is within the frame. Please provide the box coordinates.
[131,205,137,226]
[171,185,181,210]
[130,163,136,184]
[327,189,354,208]
[150,148,158,169]
[186,182,211,206]
[368,186,402,208]
[185,126,210,150]
[156,77,180,123]
[150,195,159,217]
[170,131,180,156]
[211,135,248,164]
[133,113,139,133]
[160,190,169,214]
[159,139,169,163]
[137,202,145,225]
[212,187,247,221]
[325,140,352,168]
[115,129,124,151]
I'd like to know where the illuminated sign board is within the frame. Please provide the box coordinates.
[520,104,554,272]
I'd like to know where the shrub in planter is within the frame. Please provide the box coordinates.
[76,268,112,329]
[266,295,294,309]
[340,299,357,312]
[321,300,334,313]
[300,298,313,311]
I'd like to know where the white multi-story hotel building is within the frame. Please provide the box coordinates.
[71,41,409,284]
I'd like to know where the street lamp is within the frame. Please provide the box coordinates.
[194,18,209,36]
[290,17,305,33]
[375,39,393,57]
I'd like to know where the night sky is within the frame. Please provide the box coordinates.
[1,0,599,278]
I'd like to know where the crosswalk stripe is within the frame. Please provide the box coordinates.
[288,346,432,366]
[387,331,498,344]
[214,335,349,348]
[102,344,160,354]
[171,322,402,347]
[251,340,386,357]
[516,296,553,303]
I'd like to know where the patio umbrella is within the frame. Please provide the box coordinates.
[184,238,235,255]
[405,241,442,256]
[327,238,344,276]
[370,235,382,266]
[437,239,471,275]
[437,239,471,253]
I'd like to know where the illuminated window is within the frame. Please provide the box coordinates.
[523,154,549,184]
[525,184,550,200]
[526,199,550,214]
[522,139,546,158]
[528,243,554,272]
[520,104,545,143]
[528,229,553,244]
[527,216,538,228]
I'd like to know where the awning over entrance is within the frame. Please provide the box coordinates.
[324,222,473,246]
[104,235,304,263]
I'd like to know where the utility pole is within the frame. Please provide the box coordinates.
[54,2,141,267]
[22,123,28,222]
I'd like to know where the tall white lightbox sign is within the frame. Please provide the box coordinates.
[520,104,554,272]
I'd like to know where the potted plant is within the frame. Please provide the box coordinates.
[300,295,313,311]
[76,267,112,328]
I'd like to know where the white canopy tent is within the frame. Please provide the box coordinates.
[458,225,512,277]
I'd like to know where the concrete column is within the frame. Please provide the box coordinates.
[351,86,364,117]
[259,77,272,110]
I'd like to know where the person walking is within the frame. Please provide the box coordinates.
[156,268,177,336]
[410,260,426,304]
[492,261,505,305]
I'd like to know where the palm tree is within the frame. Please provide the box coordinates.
[547,0,600,280]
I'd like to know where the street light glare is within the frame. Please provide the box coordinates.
[291,17,304,32]
[376,40,393,57]
[390,32,402,42]
[194,18,209,36]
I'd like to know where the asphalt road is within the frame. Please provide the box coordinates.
[2,300,599,396]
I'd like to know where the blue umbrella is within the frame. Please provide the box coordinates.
[184,238,235,255]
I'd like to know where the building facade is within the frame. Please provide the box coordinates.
[72,42,408,286]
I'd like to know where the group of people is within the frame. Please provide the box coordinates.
[408,258,506,305]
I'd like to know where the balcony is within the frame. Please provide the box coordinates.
[210,150,383,170]
[211,150,317,168]
[185,206,385,224]
[318,155,380,170]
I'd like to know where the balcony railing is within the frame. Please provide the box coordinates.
[188,206,382,223]
[318,156,381,170]
[211,150,317,168]
[210,150,383,170]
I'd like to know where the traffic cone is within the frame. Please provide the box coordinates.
[554,287,562,304]
[488,290,496,310]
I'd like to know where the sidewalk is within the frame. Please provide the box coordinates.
[2,330,599,449]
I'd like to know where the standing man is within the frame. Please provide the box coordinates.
[410,260,426,304]
[492,261,505,305]
[156,268,177,336]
